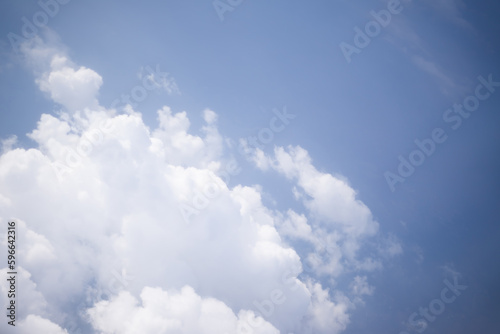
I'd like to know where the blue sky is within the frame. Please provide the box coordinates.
[0,0,499,333]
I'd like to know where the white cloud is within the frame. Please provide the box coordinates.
[305,282,352,334]
[17,315,68,334]
[87,286,280,334]
[20,36,102,112]
[250,146,379,239]
[1,135,17,153]
[0,36,395,334]
[36,59,103,112]
[0,267,48,319]
[150,106,223,167]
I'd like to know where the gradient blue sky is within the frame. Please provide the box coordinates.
[1,0,499,333]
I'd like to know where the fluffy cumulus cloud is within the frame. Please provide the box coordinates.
[20,36,102,112]
[17,315,68,334]
[245,145,390,276]
[87,286,280,334]
[0,37,400,333]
